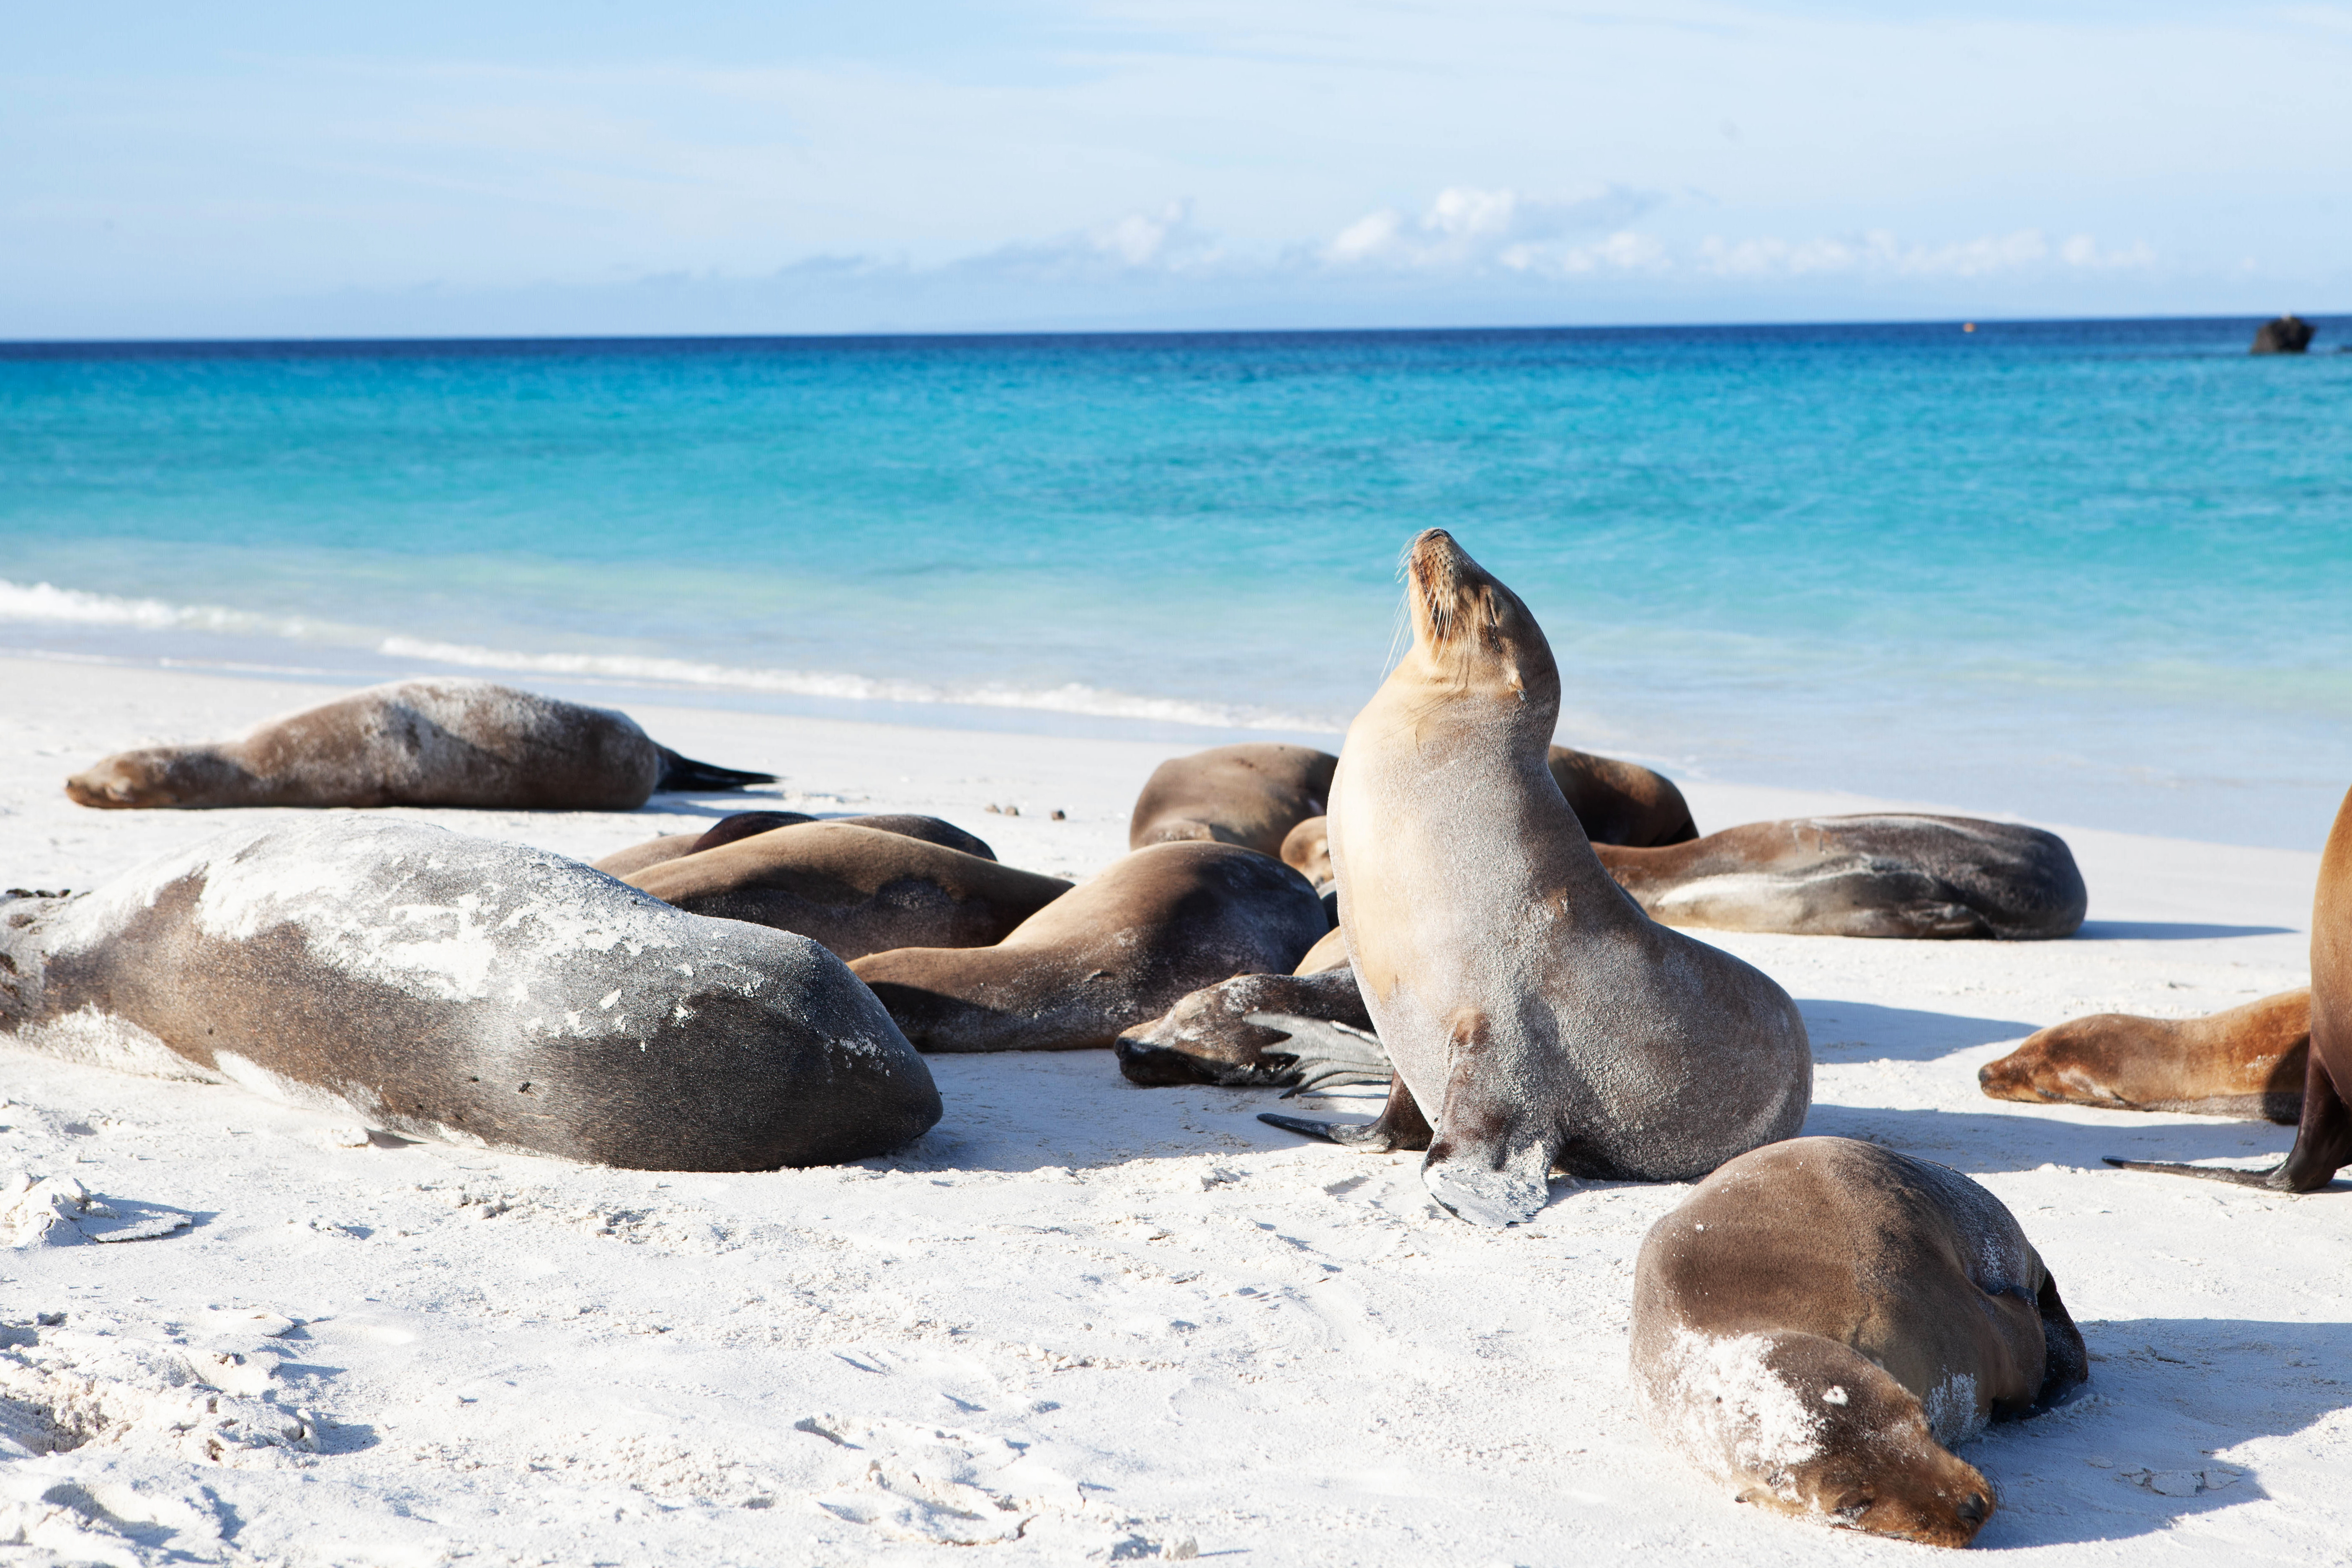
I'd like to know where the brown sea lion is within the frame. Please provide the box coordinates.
[851,841,1327,1053]
[590,812,995,878]
[1114,925,1374,1088]
[2111,781,2352,1189]
[1547,745,1698,846]
[1594,816,2087,941]
[1279,816,1334,886]
[0,819,939,1170]
[1266,530,1811,1226]
[1631,1137,2086,1547]
[1980,989,2310,1123]
[622,823,1069,963]
[64,678,773,812]
[1127,744,1336,858]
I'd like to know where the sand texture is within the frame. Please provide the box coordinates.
[0,657,2345,1565]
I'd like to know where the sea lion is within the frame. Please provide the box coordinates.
[1547,745,1698,846]
[1128,744,1336,858]
[1279,816,1334,887]
[1631,1137,2087,1547]
[1980,988,2309,1123]
[1594,816,2086,941]
[0,819,939,1170]
[851,841,1327,1053]
[590,813,995,878]
[1113,923,1371,1088]
[1269,530,1810,1226]
[622,823,1070,962]
[65,678,774,812]
[2111,781,2352,1190]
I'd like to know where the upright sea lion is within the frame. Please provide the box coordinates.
[851,841,1327,1053]
[1595,816,2086,941]
[1128,745,1336,858]
[1981,989,2310,1123]
[65,678,774,812]
[1631,1137,2086,1547]
[1270,530,1810,1226]
[591,813,995,878]
[2111,781,2352,1190]
[1547,745,1698,846]
[0,819,939,1170]
[621,823,1070,962]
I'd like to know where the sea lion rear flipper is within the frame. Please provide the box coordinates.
[2032,1273,2090,1409]
[655,747,779,793]
[2107,1046,2352,1192]
[1243,1011,1391,1096]
[1258,1074,1430,1152]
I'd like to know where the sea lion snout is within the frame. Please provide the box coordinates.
[64,749,180,809]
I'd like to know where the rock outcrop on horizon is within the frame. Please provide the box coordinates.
[2251,314,2316,354]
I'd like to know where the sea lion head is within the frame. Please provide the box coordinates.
[63,746,248,810]
[1744,1344,1998,1547]
[1398,529,1561,726]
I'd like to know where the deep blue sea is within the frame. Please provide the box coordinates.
[3,319,2347,847]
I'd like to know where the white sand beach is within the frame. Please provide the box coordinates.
[0,655,2344,1567]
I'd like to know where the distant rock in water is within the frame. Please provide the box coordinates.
[2251,315,2316,355]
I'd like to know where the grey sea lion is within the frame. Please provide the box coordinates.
[591,813,995,878]
[1267,529,1811,1227]
[851,841,1327,1053]
[1128,744,1336,858]
[1594,816,2087,941]
[1980,988,2310,1124]
[1631,1137,2086,1547]
[622,822,1070,962]
[1547,745,1698,846]
[0,819,939,1170]
[2111,781,2352,1189]
[64,678,773,812]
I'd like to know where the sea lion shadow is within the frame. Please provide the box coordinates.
[1796,998,2040,1062]
[2075,920,2298,941]
[1800,1103,2308,1175]
[1964,1316,2351,1548]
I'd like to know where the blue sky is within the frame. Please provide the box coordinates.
[8,1,2349,337]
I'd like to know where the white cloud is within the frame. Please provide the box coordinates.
[1319,185,1663,273]
[1697,227,2156,279]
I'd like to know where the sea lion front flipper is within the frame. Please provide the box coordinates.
[1243,1012,1391,1097]
[1258,1073,1431,1151]
[1417,1043,1561,1228]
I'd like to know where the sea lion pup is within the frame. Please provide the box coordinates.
[1547,745,1698,846]
[851,841,1327,1052]
[1128,744,1337,858]
[2111,780,2352,1190]
[64,678,774,812]
[1269,529,1810,1227]
[1593,816,2087,941]
[1114,926,1373,1087]
[0,819,939,1170]
[1631,1137,2087,1547]
[591,812,995,878]
[622,823,1070,963]
[1981,988,2310,1124]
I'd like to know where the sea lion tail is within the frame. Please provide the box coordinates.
[2100,1155,2288,1188]
[655,748,779,793]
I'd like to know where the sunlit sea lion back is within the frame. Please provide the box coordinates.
[1290,529,1810,1225]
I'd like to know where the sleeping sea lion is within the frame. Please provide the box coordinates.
[622,822,1070,962]
[1980,988,2309,1123]
[1267,529,1811,1226]
[1127,744,1336,858]
[64,678,773,812]
[591,812,995,878]
[2110,781,2352,1189]
[1595,816,2086,941]
[0,819,939,1170]
[851,841,1327,1053]
[1631,1137,2087,1547]
[1547,745,1698,846]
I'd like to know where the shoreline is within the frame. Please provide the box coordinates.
[1,655,2343,1565]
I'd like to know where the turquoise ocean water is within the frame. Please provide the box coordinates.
[3,319,2347,847]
